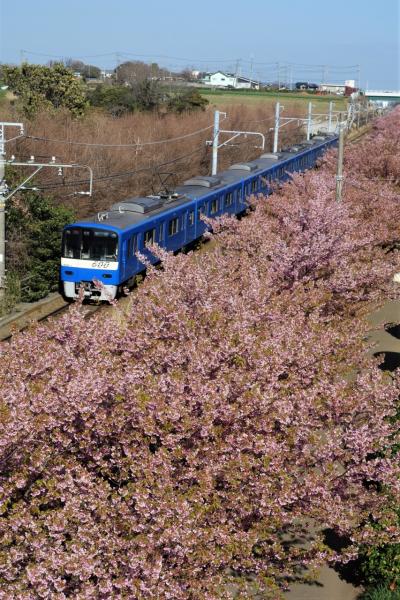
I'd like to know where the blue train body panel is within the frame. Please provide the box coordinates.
[60,134,338,300]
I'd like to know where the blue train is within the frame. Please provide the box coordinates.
[60,133,338,301]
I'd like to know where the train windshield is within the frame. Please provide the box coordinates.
[63,228,118,261]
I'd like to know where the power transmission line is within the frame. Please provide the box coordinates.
[19,49,358,71]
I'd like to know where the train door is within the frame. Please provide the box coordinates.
[185,207,196,244]
[235,186,243,213]
[157,220,165,248]
[126,232,139,280]
[224,190,234,215]
[209,196,219,218]
[166,211,185,252]
[141,227,157,264]
[119,237,126,279]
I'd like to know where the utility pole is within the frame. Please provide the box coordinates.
[335,115,345,202]
[211,110,220,176]
[249,53,254,88]
[235,59,240,78]
[356,64,361,90]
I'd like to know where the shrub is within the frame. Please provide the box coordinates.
[361,584,400,600]
[87,84,137,115]
[167,89,209,113]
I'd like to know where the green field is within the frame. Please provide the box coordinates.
[199,88,348,111]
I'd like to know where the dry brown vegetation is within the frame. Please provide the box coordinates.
[2,102,306,219]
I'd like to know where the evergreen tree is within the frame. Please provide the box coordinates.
[2,63,88,117]
[6,191,74,301]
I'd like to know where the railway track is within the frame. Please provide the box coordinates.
[0,295,103,342]
[347,124,372,143]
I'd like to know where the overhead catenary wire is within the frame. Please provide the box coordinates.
[25,123,216,148]
[23,115,275,152]
[3,134,25,144]
[19,144,209,191]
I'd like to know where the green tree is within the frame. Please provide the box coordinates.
[81,64,101,79]
[132,79,163,111]
[65,59,101,80]
[6,191,74,301]
[2,63,88,117]
[88,81,164,114]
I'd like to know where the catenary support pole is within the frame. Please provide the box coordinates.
[335,117,345,202]
[273,102,280,153]
[0,124,5,299]
[306,102,313,140]
[0,123,23,298]
[211,110,220,176]
[328,101,334,133]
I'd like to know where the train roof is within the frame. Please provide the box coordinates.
[75,193,194,231]
[71,133,337,232]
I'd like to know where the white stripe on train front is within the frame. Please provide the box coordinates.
[61,258,119,271]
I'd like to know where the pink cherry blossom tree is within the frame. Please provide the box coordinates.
[0,107,400,598]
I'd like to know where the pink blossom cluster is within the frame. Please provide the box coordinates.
[1,108,400,598]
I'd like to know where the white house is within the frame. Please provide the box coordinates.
[202,71,259,90]
[101,69,114,79]
[318,81,356,95]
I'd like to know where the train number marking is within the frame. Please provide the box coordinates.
[91,261,110,269]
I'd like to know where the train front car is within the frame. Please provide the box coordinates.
[61,225,120,301]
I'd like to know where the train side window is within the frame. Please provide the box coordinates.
[168,217,179,236]
[198,204,205,221]
[158,223,164,242]
[188,210,195,226]
[225,192,233,207]
[210,198,218,214]
[237,188,243,202]
[144,228,155,245]
[251,179,257,192]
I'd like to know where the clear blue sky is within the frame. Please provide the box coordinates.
[1,0,399,89]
